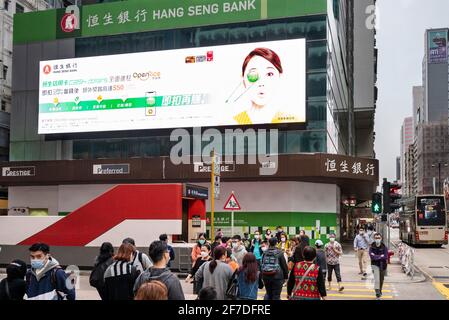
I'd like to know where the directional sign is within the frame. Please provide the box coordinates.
[224,192,241,211]
[213,155,221,176]
[214,175,220,200]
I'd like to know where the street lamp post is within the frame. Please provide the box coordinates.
[431,162,448,194]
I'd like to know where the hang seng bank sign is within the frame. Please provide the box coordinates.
[13,0,327,44]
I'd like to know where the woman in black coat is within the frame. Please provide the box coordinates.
[0,260,27,300]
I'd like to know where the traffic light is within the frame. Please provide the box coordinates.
[371,192,382,214]
[382,179,402,213]
[389,182,402,211]
[382,179,391,213]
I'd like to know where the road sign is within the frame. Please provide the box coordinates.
[213,155,221,176]
[224,192,241,210]
[214,175,220,199]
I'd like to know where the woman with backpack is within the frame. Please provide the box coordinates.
[237,253,264,300]
[89,242,114,300]
[103,243,140,300]
[195,246,233,300]
[287,246,326,300]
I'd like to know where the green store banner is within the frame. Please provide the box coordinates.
[14,0,326,44]
[205,211,338,243]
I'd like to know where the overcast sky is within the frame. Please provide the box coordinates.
[375,0,449,187]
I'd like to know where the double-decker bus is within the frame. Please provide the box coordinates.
[399,195,448,247]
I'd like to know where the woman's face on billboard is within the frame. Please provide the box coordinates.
[243,55,281,108]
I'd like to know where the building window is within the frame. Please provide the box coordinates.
[16,3,24,14]
[4,0,9,11]
[1,100,6,111]
[2,66,7,80]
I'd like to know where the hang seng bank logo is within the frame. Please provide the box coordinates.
[61,5,80,33]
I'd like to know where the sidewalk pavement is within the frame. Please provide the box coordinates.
[339,242,425,283]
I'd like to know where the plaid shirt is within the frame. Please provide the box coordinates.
[324,242,342,265]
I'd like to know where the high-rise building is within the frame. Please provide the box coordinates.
[415,121,449,194]
[0,0,379,264]
[396,156,400,181]
[400,117,413,184]
[405,28,449,196]
[412,86,424,136]
[422,28,449,123]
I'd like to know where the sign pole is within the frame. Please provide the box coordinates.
[211,149,215,241]
[231,210,234,236]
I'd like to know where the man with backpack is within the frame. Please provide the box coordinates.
[260,237,288,300]
[122,237,153,273]
[25,243,75,300]
[133,241,185,300]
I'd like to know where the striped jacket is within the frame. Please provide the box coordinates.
[103,260,139,300]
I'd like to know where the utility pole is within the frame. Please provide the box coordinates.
[210,149,215,240]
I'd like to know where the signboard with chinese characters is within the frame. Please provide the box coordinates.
[38,39,306,134]
[321,155,378,181]
[13,0,327,44]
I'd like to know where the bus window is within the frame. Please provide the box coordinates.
[416,197,446,226]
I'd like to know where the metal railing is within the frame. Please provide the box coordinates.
[397,241,415,279]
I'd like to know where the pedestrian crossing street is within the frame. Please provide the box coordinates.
[257,281,397,300]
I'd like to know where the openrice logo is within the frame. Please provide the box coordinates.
[133,71,161,81]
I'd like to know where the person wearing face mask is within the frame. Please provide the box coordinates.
[264,229,273,241]
[191,233,208,267]
[133,240,185,300]
[242,232,251,251]
[324,234,344,293]
[231,235,248,265]
[185,244,212,294]
[369,233,389,300]
[225,248,240,272]
[25,243,75,300]
[353,227,371,278]
[249,231,264,267]
[275,226,284,242]
[195,246,234,300]
[276,232,291,264]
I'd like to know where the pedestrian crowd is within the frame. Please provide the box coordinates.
[0,226,388,301]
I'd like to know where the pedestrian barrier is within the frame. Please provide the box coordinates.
[396,242,415,279]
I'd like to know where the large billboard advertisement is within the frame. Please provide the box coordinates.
[38,39,306,134]
[428,30,448,64]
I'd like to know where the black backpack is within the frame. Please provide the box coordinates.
[261,249,281,276]
[89,260,111,288]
